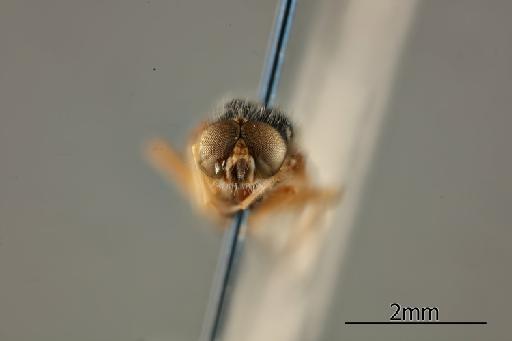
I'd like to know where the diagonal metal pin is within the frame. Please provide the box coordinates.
[199,1,297,340]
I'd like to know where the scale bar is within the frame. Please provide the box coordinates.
[346,321,487,325]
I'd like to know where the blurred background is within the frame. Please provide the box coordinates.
[0,1,510,341]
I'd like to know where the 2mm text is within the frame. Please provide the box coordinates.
[390,303,439,322]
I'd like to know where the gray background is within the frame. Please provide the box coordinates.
[1,0,511,341]
[0,1,276,340]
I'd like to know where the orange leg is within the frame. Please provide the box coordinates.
[146,138,234,227]
[250,185,341,223]
[249,184,343,250]
[145,138,192,194]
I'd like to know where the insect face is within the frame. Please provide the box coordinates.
[224,138,255,183]
[197,100,292,187]
[197,120,287,184]
[147,98,339,224]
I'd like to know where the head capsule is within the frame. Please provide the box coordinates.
[197,99,294,183]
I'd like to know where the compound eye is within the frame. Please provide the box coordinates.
[198,120,240,178]
[241,121,287,177]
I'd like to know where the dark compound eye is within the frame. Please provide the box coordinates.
[241,121,287,177]
[198,120,240,178]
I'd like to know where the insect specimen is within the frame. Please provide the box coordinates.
[146,99,340,228]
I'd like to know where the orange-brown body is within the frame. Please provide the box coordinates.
[146,99,339,229]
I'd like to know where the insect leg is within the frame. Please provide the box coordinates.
[145,138,193,194]
[250,186,341,223]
